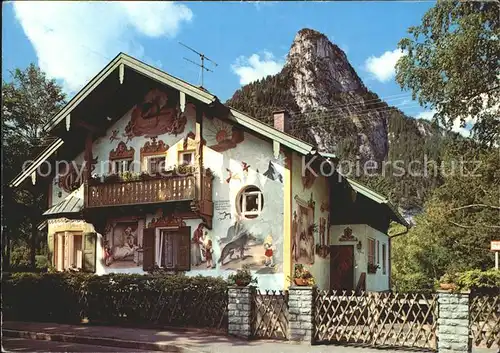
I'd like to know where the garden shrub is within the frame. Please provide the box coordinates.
[2,272,228,329]
[455,269,500,293]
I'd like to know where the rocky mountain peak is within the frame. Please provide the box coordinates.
[286,28,364,111]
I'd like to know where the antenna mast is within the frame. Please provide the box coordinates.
[179,42,217,88]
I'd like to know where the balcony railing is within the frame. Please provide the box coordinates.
[86,175,196,208]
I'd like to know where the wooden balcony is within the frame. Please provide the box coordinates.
[86,175,196,208]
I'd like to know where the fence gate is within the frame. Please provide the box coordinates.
[314,290,437,351]
[252,289,289,340]
[470,292,500,349]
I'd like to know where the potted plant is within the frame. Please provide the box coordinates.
[228,266,257,287]
[367,263,379,274]
[439,273,457,290]
[288,264,315,286]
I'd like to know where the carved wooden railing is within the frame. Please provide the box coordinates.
[86,175,196,208]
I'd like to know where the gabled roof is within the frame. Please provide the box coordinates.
[346,177,409,227]
[43,53,217,133]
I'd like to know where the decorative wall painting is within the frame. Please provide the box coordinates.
[292,194,316,264]
[216,217,273,271]
[123,89,187,141]
[263,161,283,183]
[315,217,329,259]
[191,223,216,269]
[104,221,142,268]
[204,119,244,152]
[339,227,358,242]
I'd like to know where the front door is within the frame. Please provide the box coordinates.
[329,245,354,291]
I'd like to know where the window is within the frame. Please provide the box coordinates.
[238,186,264,219]
[382,244,387,274]
[54,232,83,271]
[179,151,195,165]
[377,240,380,265]
[112,159,133,174]
[145,155,166,174]
[368,238,376,266]
[154,228,190,270]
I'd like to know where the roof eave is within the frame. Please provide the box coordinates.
[43,53,218,134]
[229,108,313,155]
[9,138,64,188]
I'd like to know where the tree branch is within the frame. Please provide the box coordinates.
[448,220,500,229]
[449,204,500,212]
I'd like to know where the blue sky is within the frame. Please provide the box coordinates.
[3,1,444,125]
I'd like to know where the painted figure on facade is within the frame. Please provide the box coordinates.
[263,235,275,267]
[104,241,112,266]
[316,217,329,259]
[204,238,215,269]
[105,221,141,268]
[124,89,187,140]
[112,226,138,261]
[191,223,205,266]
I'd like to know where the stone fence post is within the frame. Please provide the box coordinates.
[228,286,254,339]
[437,290,471,353]
[288,286,315,343]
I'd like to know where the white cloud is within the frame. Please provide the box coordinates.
[13,1,192,93]
[364,49,405,83]
[416,109,475,137]
[416,110,437,121]
[231,51,284,85]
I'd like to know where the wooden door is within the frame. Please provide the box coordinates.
[330,245,354,291]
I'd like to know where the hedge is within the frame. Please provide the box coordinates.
[2,272,229,329]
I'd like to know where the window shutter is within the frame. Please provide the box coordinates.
[142,227,156,271]
[177,227,191,271]
[82,232,97,273]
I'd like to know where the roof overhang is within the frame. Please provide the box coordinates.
[43,185,84,217]
[346,177,409,228]
[229,108,314,155]
[43,53,217,133]
[9,138,64,188]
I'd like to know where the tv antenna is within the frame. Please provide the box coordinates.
[179,42,217,88]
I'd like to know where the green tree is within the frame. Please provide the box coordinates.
[2,64,66,270]
[391,140,500,291]
[396,0,500,146]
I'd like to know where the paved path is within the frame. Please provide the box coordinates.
[3,337,160,352]
[2,321,498,353]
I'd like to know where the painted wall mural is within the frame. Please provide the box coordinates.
[190,223,216,269]
[204,119,244,152]
[316,217,329,259]
[263,161,283,183]
[104,220,143,268]
[216,216,277,274]
[302,167,316,190]
[109,130,120,143]
[292,194,316,265]
[124,89,187,141]
[339,227,358,242]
